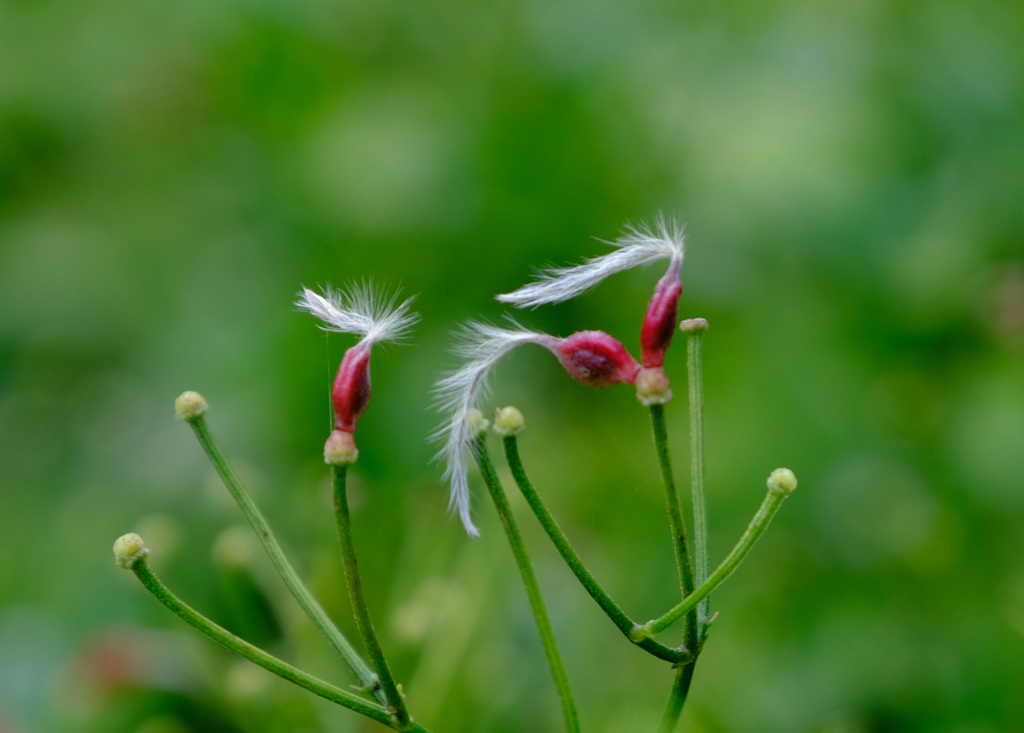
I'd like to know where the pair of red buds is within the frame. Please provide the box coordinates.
[547,264,682,390]
[497,218,685,396]
[299,219,685,534]
[438,218,686,535]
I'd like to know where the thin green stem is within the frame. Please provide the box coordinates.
[472,437,581,733]
[332,465,412,731]
[686,330,709,634]
[185,415,381,703]
[649,404,700,730]
[128,555,433,732]
[649,405,696,600]
[502,435,688,665]
[640,487,790,637]
[657,663,696,733]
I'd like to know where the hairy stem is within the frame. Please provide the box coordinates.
[686,329,709,634]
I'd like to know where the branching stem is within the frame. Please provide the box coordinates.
[502,435,688,665]
[127,555,432,732]
[185,415,382,703]
[640,487,790,637]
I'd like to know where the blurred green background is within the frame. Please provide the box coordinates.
[2,0,1023,731]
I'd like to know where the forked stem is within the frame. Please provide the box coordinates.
[126,554,432,732]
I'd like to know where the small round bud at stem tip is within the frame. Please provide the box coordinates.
[635,367,673,406]
[324,429,359,465]
[679,318,708,334]
[113,532,148,569]
[767,467,798,495]
[467,408,490,438]
[175,391,208,421]
[493,406,525,436]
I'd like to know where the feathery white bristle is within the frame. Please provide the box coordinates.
[296,282,418,346]
[433,321,555,537]
[497,215,685,308]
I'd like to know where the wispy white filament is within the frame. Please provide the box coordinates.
[497,215,685,307]
[296,283,418,346]
[434,321,558,537]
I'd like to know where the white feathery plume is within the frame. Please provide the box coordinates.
[497,214,685,308]
[296,282,418,346]
[434,321,558,537]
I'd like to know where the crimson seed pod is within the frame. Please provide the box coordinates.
[641,264,682,368]
[555,331,641,388]
[332,343,372,433]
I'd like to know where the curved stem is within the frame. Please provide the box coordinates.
[503,435,688,665]
[686,329,709,634]
[472,437,581,733]
[185,416,382,703]
[332,466,413,730]
[128,555,433,732]
[640,487,790,637]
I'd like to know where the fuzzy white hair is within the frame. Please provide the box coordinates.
[296,283,418,346]
[433,321,558,537]
[497,215,685,308]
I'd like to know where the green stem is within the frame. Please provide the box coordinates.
[332,465,413,731]
[640,487,790,637]
[185,415,381,703]
[128,555,433,732]
[502,435,689,665]
[657,663,696,733]
[649,405,696,600]
[686,329,710,635]
[649,404,700,730]
[472,437,581,733]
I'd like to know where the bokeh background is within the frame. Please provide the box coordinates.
[2,0,1023,731]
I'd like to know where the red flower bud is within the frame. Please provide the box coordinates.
[331,343,372,432]
[640,267,682,368]
[555,331,640,388]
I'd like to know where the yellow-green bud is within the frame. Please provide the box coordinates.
[467,408,489,438]
[767,467,798,495]
[635,367,673,406]
[679,318,708,334]
[113,532,148,569]
[175,391,208,421]
[324,429,359,465]
[493,406,525,436]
